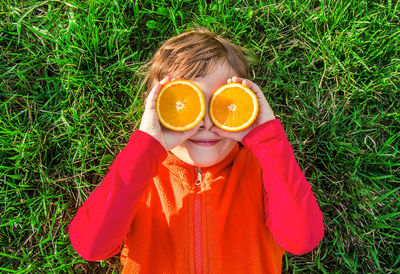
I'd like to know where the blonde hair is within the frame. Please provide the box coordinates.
[144,28,253,93]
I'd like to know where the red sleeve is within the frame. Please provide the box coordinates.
[68,130,167,261]
[242,119,324,255]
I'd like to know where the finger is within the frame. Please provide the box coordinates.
[231,77,266,100]
[231,76,246,83]
[145,76,171,109]
[184,122,203,138]
[209,125,226,137]
[229,77,275,126]
[231,76,241,81]
[160,76,171,85]
[163,122,204,151]
[232,76,258,90]
[231,77,255,89]
[242,80,262,95]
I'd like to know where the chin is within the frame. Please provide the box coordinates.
[191,156,222,168]
[171,141,236,168]
[174,152,223,167]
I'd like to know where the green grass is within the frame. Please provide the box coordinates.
[1,0,399,272]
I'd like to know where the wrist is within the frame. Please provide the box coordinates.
[242,118,283,148]
[134,130,168,154]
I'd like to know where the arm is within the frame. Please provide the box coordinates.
[69,75,200,261]
[68,130,167,261]
[242,119,324,255]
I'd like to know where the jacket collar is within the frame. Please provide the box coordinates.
[162,143,240,188]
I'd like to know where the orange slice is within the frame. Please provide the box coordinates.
[210,83,258,132]
[156,80,205,131]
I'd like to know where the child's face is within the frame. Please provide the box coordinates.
[170,61,237,167]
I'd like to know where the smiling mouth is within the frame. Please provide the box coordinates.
[189,139,221,147]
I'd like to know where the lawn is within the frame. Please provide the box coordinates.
[1,0,399,272]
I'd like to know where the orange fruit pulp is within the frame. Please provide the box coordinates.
[209,83,259,132]
[156,80,206,131]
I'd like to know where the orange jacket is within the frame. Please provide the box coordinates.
[69,119,324,273]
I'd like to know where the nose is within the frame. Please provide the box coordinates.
[198,89,214,130]
[200,110,213,130]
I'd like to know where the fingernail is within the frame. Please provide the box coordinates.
[160,76,171,84]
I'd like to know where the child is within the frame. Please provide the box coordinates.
[69,28,324,273]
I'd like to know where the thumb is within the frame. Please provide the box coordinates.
[144,76,172,110]
[183,122,203,139]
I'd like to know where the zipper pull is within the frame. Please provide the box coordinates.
[195,167,202,186]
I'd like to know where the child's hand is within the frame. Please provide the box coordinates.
[210,76,275,142]
[139,76,203,151]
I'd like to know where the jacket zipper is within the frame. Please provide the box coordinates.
[194,167,203,274]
